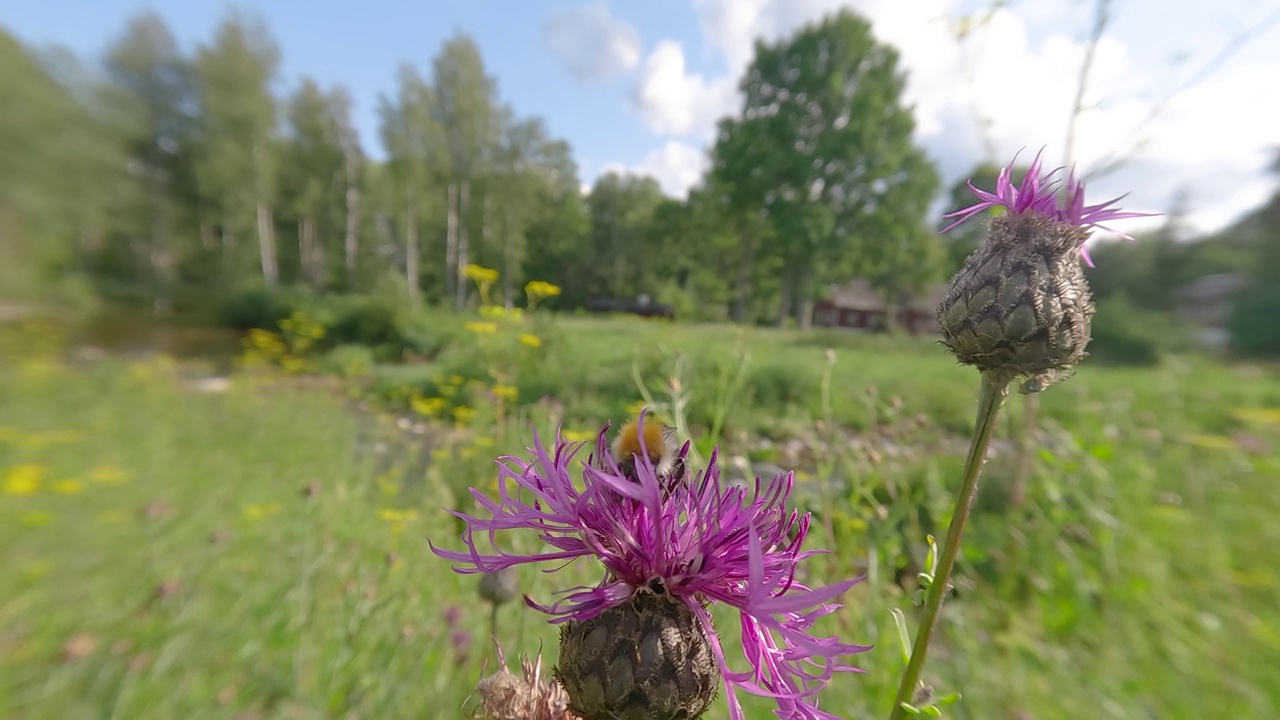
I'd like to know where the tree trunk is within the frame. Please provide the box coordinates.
[611,221,625,299]
[148,169,174,286]
[502,205,514,310]
[300,214,323,290]
[311,217,325,289]
[883,293,899,333]
[454,180,470,310]
[252,139,279,288]
[796,264,815,330]
[344,157,361,286]
[256,202,278,288]
[445,183,457,302]
[406,188,420,305]
[375,212,395,259]
[776,267,794,328]
[731,225,756,324]
[200,219,216,251]
[298,216,311,286]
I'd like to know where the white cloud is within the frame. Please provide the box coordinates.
[632,40,738,136]
[603,141,708,197]
[673,0,1280,233]
[544,2,642,82]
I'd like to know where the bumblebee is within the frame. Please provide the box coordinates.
[611,416,687,489]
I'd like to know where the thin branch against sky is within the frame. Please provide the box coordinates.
[1085,2,1280,182]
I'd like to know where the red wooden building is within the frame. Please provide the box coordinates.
[812,279,947,334]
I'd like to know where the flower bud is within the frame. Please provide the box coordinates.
[939,212,1094,379]
[938,149,1155,387]
[479,567,520,606]
[556,592,717,720]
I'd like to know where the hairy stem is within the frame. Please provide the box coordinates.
[889,371,1010,719]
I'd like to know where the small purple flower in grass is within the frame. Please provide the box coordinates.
[430,413,869,720]
[442,605,462,627]
[942,148,1156,267]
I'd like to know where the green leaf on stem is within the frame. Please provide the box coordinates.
[890,607,913,665]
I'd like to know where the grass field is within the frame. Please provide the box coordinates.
[2,315,1279,719]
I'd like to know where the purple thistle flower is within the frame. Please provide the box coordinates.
[430,413,869,720]
[450,629,473,661]
[942,148,1157,267]
[442,605,462,627]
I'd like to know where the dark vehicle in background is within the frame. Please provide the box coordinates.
[586,294,675,320]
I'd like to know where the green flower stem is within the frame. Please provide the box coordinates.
[889,370,1011,719]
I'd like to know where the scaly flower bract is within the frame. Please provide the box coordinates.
[431,415,869,720]
[942,148,1156,266]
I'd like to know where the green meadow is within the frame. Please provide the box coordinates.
[2,314,1279,719]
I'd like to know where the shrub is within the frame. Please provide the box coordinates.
[319,344,377,377]
[1086,294,1180,366]
[1229,281,1280,358]
[400,312,468,359]
[216,286,297,332]
[327,299,404,354]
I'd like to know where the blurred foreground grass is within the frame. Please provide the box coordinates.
[2,316,1280,719]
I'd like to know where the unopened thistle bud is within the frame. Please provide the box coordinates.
[556,591,718,720]
[479,566,520,606]
[938,150,1154,386]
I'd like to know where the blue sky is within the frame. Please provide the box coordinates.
[6,0,1280,234]
[2,1,707,184]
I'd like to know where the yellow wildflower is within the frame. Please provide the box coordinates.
[0,429,82,451]
[23,560,52,581]
[524,280,561,298]
[21,511,53,527]
[561,429,596,443]
[625,400,650,418]
[410,395,447,417]
[243,503,283,520]
[280,357,310,375]
[1231,407,1280,425]
[465,321,498,335]
[519,333,542,348]
[463,264,499,284]
[1182,434,1236,451]
[37,429,83,448]
[378,508,419,535]
[4,464,45,495]
[492,385,519,402]
[53,479,84,495]
[89,466,130,486]
[453,406,476,424]
[479,305,508,319]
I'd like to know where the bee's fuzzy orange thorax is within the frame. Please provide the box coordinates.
[613,419,666,462]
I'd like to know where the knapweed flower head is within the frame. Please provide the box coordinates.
[936,149,1156,384]
[431,413,868,720]
[942,148,1154,267]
